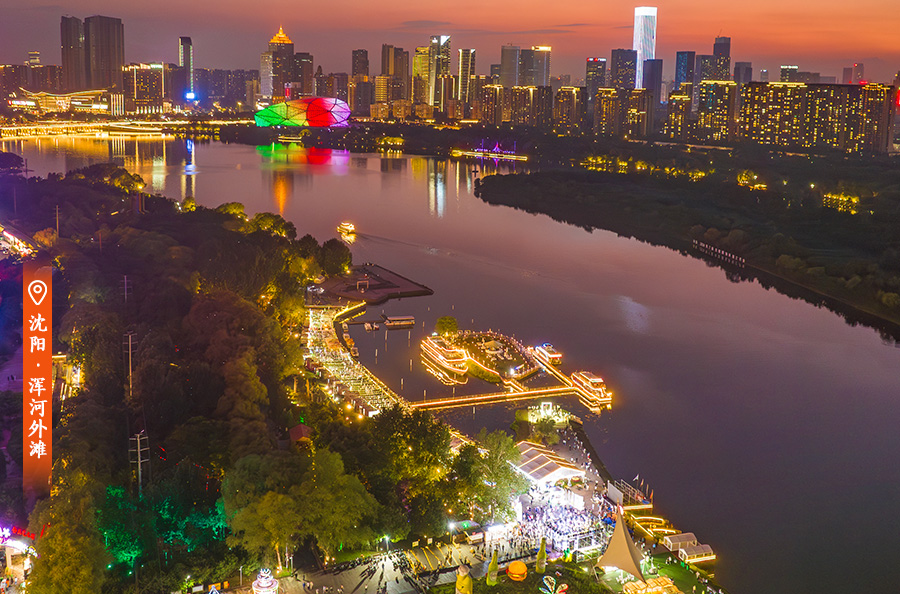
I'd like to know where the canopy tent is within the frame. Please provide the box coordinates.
[515,441,585,485]
[595,512,644,581]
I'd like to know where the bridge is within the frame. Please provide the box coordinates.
[0,119,253,139]
[410,385,578,410]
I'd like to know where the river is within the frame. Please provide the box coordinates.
[4,135,899,594]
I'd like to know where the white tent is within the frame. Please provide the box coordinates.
[515,441,585,485]
[596,512,644,581]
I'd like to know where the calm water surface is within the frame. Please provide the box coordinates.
[5,136,900,594]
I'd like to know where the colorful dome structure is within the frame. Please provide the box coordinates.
[255,97,351,128]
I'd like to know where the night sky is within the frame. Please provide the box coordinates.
[3,0,899,83]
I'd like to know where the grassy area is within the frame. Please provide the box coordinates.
[429,561,614,593]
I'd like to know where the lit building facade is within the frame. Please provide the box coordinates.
[427,35,451,107]
[499,44,520,88]
[531,46,552,87]
[610,49,637,90]
[85,15,125,90]
[60,16,86,92]
[665,91,692,140]
[179,36,193,98]
[632,7,657,88]
[697,80,736,142]
[123,62,168,113]
[553,86,587,134]
[674,51,695,92]
[585,58,607,105]
[458,49,476,106]
[260,27,294,101]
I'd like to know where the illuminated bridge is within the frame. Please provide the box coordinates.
[0,119,252,139]
[410,386,578,410]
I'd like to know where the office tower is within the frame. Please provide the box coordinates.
[436,74,455,113]
[760,69,769,83]
[481,84,507,125]
[352,49,369,78]
[531,46,552,87]
[674,51,695,91]
[260,26,294,101]
[84,15,124,90]
[739,82,806,147]
[796,71,820,83]
[350,80,373,115]
[313,66,327,96]
[664,91,692,140]
[713,36,730,80]
[585,58,607,104]
[489,64,501,84]
[374,75,393,103]
[852,63,864,83]
[632,7,657,87]
[123,63,166,113]
[500,45,520,87]
[458,49,476,105]
[610,49,637,90]
[518,48,535,86]
[178,37,193,98]
[294,52,313,95]
[328,73,349,102]
[26,52,41,66]
[412,47,429,103]
[511,86,533,125]
[641,59,663,105]
[697,80,736,141]
[553,86,586,134]
[427,35,451,107]
[381,45,395,76]
[61,16,86,91]
[696,55,716,82]
[733,62,752,85]
[27,65,62,92]
[842,67,853,84]
[394,48,410,100]
[780,65,799,82]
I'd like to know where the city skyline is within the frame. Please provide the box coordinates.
[3,2,900,83]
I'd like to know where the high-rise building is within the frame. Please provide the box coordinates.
[394,48,410,100]
[697,80,736,141]
[531,46,552,87]
[852,62,865,83]
[641,58,663,105]
[123,63,167,113]
[664,91,692,140]
[733,62,752,85]
[713,36,730,80]
[760,69,769,83]
[518,48,535,86]
[427,35,451,107]
[260,27,294,101]
[632,7,657,87]
[780,65,799,83]
[85,15,125,90]
[381,45,396,76]
[350,79,373,114]
[553,86,587,134]
[60,16,86,92]
[739,82,806,147]
[26,52,41,66]
[489,64,501,85]
[500,44,520,88]
[510,85,552,128]
[458,49,476,106]
[480,84,507,125]
[610,49,637,90]
[294,53,314,95]
[594,88,626,137]
[626,89,654,137]
[842,67,853,84]
[352,49,369,78]
[674,51,695,91]
[179,37,193,98]
[696,55,716,83]
[412,47,430,104]
[585,58,607,104]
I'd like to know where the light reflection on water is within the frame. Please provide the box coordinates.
[4,136,900,594]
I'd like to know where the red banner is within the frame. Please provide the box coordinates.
[23,259,52,497]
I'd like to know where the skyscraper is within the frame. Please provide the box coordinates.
[780,65,799,82]
[85,15,125,90]
[585,57,607,104]
[610,49,637,90]
[632,7,657,88]
[412,47,429,104]
[60,16,86,92]
[697,80,736,141]
[352,49,369,78]
[499,45,520,88]
[852,62,865,83]
[641,58,663,105]
[713,36,731,80]
[518,48,535,86]
[381,45,396,76]
[294,52,313,95]
[674,51,695,91]
[531,46,552,87]
[733,62,752,85]
[427,35,451,107]
[179,37,193,98]
[458,49,476,105]
[260,26,293,101]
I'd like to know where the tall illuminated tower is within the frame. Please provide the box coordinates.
[458,49,476,105]
[532,46,551,87]
[261,26,293,101]
[85,15,125,90]
[632,6,657,88]
[427,35,450,107]
[179,37,193,97]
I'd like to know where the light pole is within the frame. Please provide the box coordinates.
[239,566,243,587]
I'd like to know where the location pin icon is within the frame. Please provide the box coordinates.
[28,280,47,306]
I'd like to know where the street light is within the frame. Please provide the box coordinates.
[384,535,390,552]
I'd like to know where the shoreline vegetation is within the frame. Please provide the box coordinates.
[474,168,900,343]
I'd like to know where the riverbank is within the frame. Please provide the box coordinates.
[475,170,900,342]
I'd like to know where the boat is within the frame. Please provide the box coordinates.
[337,221,356,235]
[534,343,563,365]
[571,371,612,408]
[420,334,468,375]
[382,315,415,329]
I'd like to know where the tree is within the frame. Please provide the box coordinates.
[319,238,351,276]
[435,316,458,335]
[474,429,528,523]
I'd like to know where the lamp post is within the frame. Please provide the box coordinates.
[239,566,243,587]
